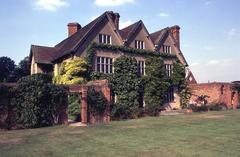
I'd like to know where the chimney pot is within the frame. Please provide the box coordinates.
[170,25,180,49]
[67,22,81,37]
[107,11,120,30]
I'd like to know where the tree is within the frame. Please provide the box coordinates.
[7,56,30,82]
[143,56,170,116]
[111,56,141,119]
[54,57,88,84]
[0,56,15,82]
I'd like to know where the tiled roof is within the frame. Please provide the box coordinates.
[150,28,169,45]
[119,20,142,40]
[53,15,102,60]
[31,45,57,64]
[31,12,107,64]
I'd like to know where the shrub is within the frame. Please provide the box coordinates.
[87,86,107,115]
[68,93,81,121]
[0,85,14,129]
[208,103,227,111]
[15,74,68,128]
[188,104,208,112]
[53,57,88,84]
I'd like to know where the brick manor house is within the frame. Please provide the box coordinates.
[29,11,197,109]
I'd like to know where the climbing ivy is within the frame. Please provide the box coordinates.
[110,56,142,119]
[84,43,190,117]
[171,62,191,108]
[143,56,171,116]
[85,43,177,74]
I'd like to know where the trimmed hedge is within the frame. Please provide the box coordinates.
[15,74,68,128]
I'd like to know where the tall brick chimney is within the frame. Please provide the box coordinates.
[107,11,120,30]
[170,25,180,49]
[67,22,81,37]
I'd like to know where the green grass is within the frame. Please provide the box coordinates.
[1,110,240,157]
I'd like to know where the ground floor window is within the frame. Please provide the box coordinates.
[138,60,145,76]
[166,87,174,103]
[96,56,113,74]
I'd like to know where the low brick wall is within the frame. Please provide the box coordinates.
[189,82,239,109]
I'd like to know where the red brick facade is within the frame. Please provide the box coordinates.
[189,82,239,109]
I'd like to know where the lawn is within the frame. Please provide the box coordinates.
[0,110,240,157]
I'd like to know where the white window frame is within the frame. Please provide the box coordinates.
[135,40,145,49]
[138,60,145,76]
[164,64,173,77]
[95,56,113,74]
[99,34,112,45]
[163,45,171,54]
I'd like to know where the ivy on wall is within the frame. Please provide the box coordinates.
[84,43,189,117]
[110,56,142,119]
[85,43,177,75]
[171,62,191,108]
[143,56,171,116]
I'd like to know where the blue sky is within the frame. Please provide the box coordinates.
[0,0,239,83]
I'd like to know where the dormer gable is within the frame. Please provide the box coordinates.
[120,20,155,51]
[150,27,188,66]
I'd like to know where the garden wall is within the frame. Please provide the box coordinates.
[189,82,239,109]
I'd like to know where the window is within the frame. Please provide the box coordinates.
[135,40,145,49]
[96,56,113,74]
[166,87,175,103]
[138,60,145,76]
[163,45,171,54]
[164,64,173,77]
[99,34,112,44]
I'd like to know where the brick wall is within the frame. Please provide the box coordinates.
[189,82,239,109]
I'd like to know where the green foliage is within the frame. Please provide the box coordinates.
[171,62,191,108]
[15,74,68,128]
[7,56,30,82]
[85,43,177,78]
[0,56,15,82]
[87,86,107,115]
[0,86,11,114]
[143,56,170,116]
[68,93,81,121]
[54,57,88,84]
[111,56,141,119]
[90,72,113,81]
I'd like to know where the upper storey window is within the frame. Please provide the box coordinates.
[164,64,173,77]
[135,40,145,49]
[163,45,171,54]
[99,34,112,44]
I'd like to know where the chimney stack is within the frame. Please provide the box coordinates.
[67,22,81,37]
[170,25,180,49]
[107,11,120,30]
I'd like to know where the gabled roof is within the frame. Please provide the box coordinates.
[186,68,197,84]
[31,11,121,64]
[150,27,188,66]
[150,27,169,45]
[120,20,142,41]
[119,20,152,46]
[30,45,57,64]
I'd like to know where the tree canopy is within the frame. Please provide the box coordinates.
[0,56,15,82]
